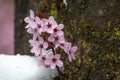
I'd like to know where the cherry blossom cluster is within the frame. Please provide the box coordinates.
[24,10,78,69]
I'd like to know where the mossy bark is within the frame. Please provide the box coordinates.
[15,0,120,79]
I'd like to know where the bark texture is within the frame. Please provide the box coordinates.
[15,0,120,79]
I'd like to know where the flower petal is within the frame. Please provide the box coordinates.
[43,42,48,49]
[71,46,78,54]
[57,24,64,30]
[47,53,54,59]
[54,54,60,59]
[35,17,40,23]
[58,36,65,43]
[27,28,33,34]
[30,10,35,20]
[50,64,56,69]
[57,31,64,36]
[29,21,37,28]
[48,35,55,42]
[24,17,30,23]
[41,49,47,55]
[49,16,54,21]
[68,55,72,62]
[71,53,76,60]
[38,36,44,43]
[47,28,53,33]
[56,60,63,67]
[44,59,51,65]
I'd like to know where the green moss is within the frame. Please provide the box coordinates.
[50,9,58,18]
[107,21,111,27]
[92,31,99,37]
[79,22,93,27]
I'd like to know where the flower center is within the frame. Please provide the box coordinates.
[34,29,37,33]
[60,43,64,47]
[69,50,71,54]
[39,44,43,48]
[54,28,58,32]
[52,58,57,63]
[38,25,41,28]
[55,36,59,41]
[42,57,46,60]
[47,22,51,28]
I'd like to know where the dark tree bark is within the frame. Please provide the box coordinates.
[15,0,120,79]
[15,0,31,55]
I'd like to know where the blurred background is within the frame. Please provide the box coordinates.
[0,0,120,80]
[0,0,14,54]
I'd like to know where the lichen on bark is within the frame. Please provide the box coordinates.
[15,0,120,79]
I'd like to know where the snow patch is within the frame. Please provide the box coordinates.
[0,54,58,80]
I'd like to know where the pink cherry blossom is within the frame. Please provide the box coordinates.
[27,17,46,40]
[27,28,40,40]
[25,10,78,70]
[53,24,64,36]
[44,16,57,34]
[29,39,38,47]
[36,55,48,67]
[59,41,70,49]
[48,34,65,45]
[63,42,78,62]
[30,37,48,56]
[24,10,35,23]
[35,17,46,34]
[24,10,37,28]
[45,54,63,69]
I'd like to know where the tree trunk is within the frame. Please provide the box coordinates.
[15,0,120,79]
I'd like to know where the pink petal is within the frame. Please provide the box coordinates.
[34,48,40,56]
[25,24,30,28]
[68,53,76,62]
[47,28,53,33]
[60,42,70,53]
[31,48,35,53]
[41,49,47,55]
[50,64,56,69]
[56,60,63,67]
[57,31,64,36]
[65,42,72,50]
[68,55,72,62]
[58,36,65,43]
[31,46,40,56]
[43,42,48,48]
[38,28,43,34]
[38,36,44,43]
[29,39,37,46]
[71,53,76,60]
[42,26,47,32]
[35,17,40,24]
[35,16,39,20]
[47,53,54,59]
[52,23,57,29]
[48,35,55,42]
[29,21,37,28]
[27,28,33,34]
[57,24,64,30]
[49,16,54,21]
[33,33,39,40]
[54,54,60,59]
[44,59,51,65]
[24,17,30,23]
[30,10,35,20]
[71,46,78,54]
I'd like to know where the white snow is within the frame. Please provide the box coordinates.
[0,54,58,80]
[63,0,67,7]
